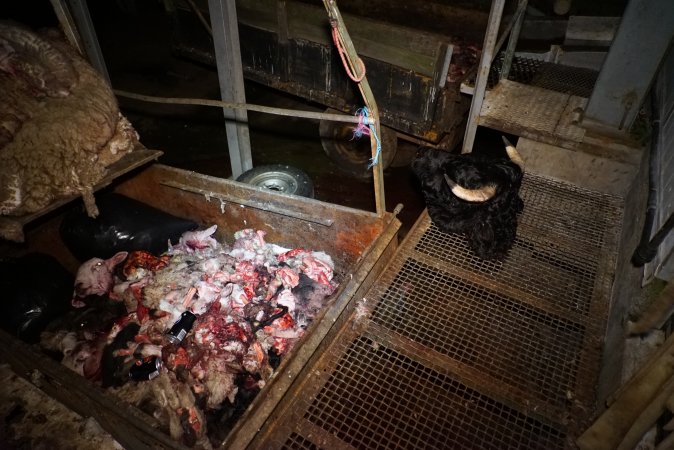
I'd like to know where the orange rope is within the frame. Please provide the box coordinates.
[330,21,365,82]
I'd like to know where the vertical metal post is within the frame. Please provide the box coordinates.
[63,0,110,84]
[461,0,507,154]
[500,0,528,80]
[583,0,674,132]
[50,0,84,55]
[208,0,253,179]
[323,0,386,216]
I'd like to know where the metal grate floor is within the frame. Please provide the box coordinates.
[253,173,624,450]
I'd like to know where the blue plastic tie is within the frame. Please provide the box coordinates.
[353,107,381,169]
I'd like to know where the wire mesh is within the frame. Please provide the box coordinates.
[413,174,622,317]
[369,257,586,408]
[489,54,598,98]
[282,433,320,450]
[258,173,623,450]
[304,336,567,450]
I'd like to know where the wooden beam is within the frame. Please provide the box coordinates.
[322,0,385,216]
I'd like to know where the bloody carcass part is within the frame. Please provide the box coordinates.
[47,225,339,447]
[72,251,128,305]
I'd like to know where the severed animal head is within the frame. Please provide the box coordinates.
[442,136,524,202]
[411,137,525,260]
[73,251,128,302]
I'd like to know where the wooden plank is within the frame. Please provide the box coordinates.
[577,331,674,450]
[0,148,162,242]
[17,148,162,227]
[0,329,187,450]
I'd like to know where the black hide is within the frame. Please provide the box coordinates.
[412,147,524,260]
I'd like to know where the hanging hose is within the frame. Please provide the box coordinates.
[632,94,666,267]
[633,212,674,267]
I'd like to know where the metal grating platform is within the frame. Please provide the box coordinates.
[479,80,588,146]
[253,173,624,450]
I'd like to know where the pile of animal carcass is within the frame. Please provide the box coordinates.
[40,225,338,448]
[0,22,139,241]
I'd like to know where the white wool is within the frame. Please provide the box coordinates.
[276,288,297,312]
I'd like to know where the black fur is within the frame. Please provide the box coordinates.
[412,147,524,260]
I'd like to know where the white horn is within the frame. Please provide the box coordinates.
[444,173,496,202]
[502,136,524,170]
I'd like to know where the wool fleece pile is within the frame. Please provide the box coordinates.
[0,22,138,241]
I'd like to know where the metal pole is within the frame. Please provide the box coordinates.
[208,0,253,179]
[64,0,110,84]
[49,0,84,55]
[500,0,528,80]
[461,0,507,154]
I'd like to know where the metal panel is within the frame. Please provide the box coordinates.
[1,163,400,449]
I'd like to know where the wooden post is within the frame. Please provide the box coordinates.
[322,0,386,217]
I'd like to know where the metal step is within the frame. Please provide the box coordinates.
[253,172,624,449]
[479,79,588,147]
[461,56,600,151]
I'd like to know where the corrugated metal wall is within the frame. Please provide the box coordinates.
[646,44,674,281]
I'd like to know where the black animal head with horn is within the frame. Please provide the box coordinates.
[411,137,525,260]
